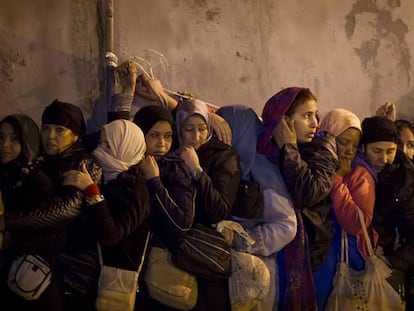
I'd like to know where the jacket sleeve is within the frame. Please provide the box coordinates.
[279,135,338,209]
[5,159,102,230]
[240,188,297,257]
[389,241,414,271]
[388,179,414,271]
[107,94,133,122]
[146,174,195,237]
[331,166,376,236]
[196,149,241,224]
[85,178,150,245]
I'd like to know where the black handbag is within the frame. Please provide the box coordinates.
[172,223,232,280]
[231,179,263,219]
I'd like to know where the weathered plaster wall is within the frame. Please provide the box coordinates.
[1,0,414,128]
[0,0,102,125]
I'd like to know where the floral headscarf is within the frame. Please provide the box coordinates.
[257,87,308,161]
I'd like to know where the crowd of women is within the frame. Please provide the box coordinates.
[0,58,413,311]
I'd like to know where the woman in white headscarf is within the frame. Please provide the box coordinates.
[63,119,151,308]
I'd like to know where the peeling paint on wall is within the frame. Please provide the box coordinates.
[0,49,26,83]
[0,31,29,114]
[345,0,411,112]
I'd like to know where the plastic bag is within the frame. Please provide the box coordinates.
[326,228,404,311]
[229,250,270,311]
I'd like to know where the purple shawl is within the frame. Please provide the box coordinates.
[259,87,318,311]
[257,87,307,162]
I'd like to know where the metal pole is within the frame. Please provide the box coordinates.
[106,0,114,53]
[105,0,115,118]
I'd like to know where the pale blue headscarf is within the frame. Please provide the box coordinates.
[217,105,290,192]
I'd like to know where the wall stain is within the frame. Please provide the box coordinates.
[0,48,26,83]
[239,76,250,83]
[345,0,411,112]
[354,38,379,69]
[235,51,253,62]
[205,7,220,22]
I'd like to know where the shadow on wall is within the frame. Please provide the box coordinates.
[396,90,414,122]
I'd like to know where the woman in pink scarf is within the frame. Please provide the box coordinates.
[315,108,379,310]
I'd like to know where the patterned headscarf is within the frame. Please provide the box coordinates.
[319,108,361,137]
[257,87,308,161]
[175,99,212,146]
[93,119,146,183]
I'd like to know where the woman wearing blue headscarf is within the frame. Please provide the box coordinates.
[217,105,297,311]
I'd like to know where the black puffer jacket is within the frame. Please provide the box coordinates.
[373,150,414,272]
[0,158,64,257]
[5,142,102,295]
[5,143,102,229]
[148,152,196,249]
[195,137,241,225]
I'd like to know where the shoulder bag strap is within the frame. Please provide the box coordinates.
[356,208,374,256]
[137,231,151,278]
[97,242,103,266]
[340,229,349,264]
[96,230,152,274]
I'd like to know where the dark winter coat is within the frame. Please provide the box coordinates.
[147,152,196,249]
[5,142,102,297]
[373,150,414,272]
[279,134,338,271]
[195,137,241,224]
[86,164,151,271]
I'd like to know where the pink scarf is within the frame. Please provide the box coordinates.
[258,87,318,311]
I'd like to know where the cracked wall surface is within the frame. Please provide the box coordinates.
[1,0,414,127]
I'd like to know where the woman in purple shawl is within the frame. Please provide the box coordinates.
[257,87,338,311]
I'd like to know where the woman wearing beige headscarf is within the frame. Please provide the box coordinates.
[315,108,379,310]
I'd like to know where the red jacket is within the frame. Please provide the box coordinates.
[330,165,378,258]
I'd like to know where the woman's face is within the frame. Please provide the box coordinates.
[0,122,22,164]
[145,121,173,160]
[41,124,78,155]
[336,128,361,162]
[181,115,209,150]
[363,141,397,173]
[288,99,318,143]
[398,126,414,160]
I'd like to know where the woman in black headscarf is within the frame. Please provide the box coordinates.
[2,100,103,311]
[0,113,64,311]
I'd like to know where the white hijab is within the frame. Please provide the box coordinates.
[93,119,146,184]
